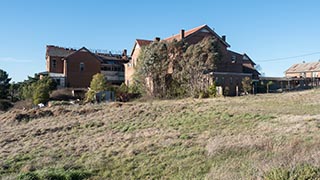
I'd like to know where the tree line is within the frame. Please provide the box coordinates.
[0,69,56,111]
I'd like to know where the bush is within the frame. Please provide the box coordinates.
[85,73,107,102]
[50,89,77,101]
[20,76,55,105]
[33,83,50,105]
[223,86,230,96]
[207,84,216,97]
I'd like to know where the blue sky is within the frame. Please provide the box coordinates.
[1,0,320,82]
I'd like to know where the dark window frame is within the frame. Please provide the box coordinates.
[80,62,85,72]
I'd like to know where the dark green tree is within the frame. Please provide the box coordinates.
[32,82,50,105]
[9,82,20,102]
[0,69,11,99]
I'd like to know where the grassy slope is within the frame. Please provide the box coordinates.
[0,90,320,179]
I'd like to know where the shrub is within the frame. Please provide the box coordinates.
[207,83,216,97]
[85,73,107,102]
[242,76,252,94]
[223,86,230,96]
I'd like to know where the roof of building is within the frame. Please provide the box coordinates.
[165,24,230,47]
[46,45,75,57]
[164,24,207,42]
[131,25,231,56]
[46,45,128,64]
[136,39,153,47]
[286,61,320,73]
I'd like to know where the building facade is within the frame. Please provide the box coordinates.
[125,24,260,96]
[44,46,128,88]
[285,61,320,78]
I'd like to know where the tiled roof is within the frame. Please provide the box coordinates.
[46,45,76,57]
[136,39,153,47]
[165,24,207,42]
[286,62,320,73]
[133,24,230,51]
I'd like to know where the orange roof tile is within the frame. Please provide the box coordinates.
[136,39,153,47]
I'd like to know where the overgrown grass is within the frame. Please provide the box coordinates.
[1,89,320,179]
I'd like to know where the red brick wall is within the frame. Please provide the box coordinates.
[215,73,252,96]
[65,51,101,88]
[216,51,243,73]
[47,56,64,73]
[185,31,243,74]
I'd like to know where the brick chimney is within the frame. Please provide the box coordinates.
[180,29,185,39]
[122,49,127,56]
[154,37,160,42]
[222,35,226,42]
[122,49,127,60]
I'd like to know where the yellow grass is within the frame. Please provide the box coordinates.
[1,89,320,179]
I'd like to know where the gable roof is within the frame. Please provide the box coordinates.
[65,47,101,63]
[130,25,230,56]
[228,50,260,75]
[165,24,230,47]
[136,39,153,46]
[286,61,320,73]
[130,39,153,56]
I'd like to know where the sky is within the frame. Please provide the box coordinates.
[1,0,320,82]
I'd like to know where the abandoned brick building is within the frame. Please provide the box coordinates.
[125,24,260,95]
[43,45,128,88]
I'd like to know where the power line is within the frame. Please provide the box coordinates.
[256,52,320,62]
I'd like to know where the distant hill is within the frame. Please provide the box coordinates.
[1,90,320,179]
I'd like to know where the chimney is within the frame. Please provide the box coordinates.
[222,35,226,42]
[122,49,127,56]
[122,49,127,60]
[154,37,160,42]
[180,29,185,39]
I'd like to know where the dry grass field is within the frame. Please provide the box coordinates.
[1,89,320,179]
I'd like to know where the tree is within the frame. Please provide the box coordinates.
[175,37,220,97]
[85,73,107,102]
[134,37,221,99]
[32,82,50,105]
[18,75,55,104]
[242,77,252,94]
[0,69,11,99]
[9,82,20,102]
[135,41,170,97]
